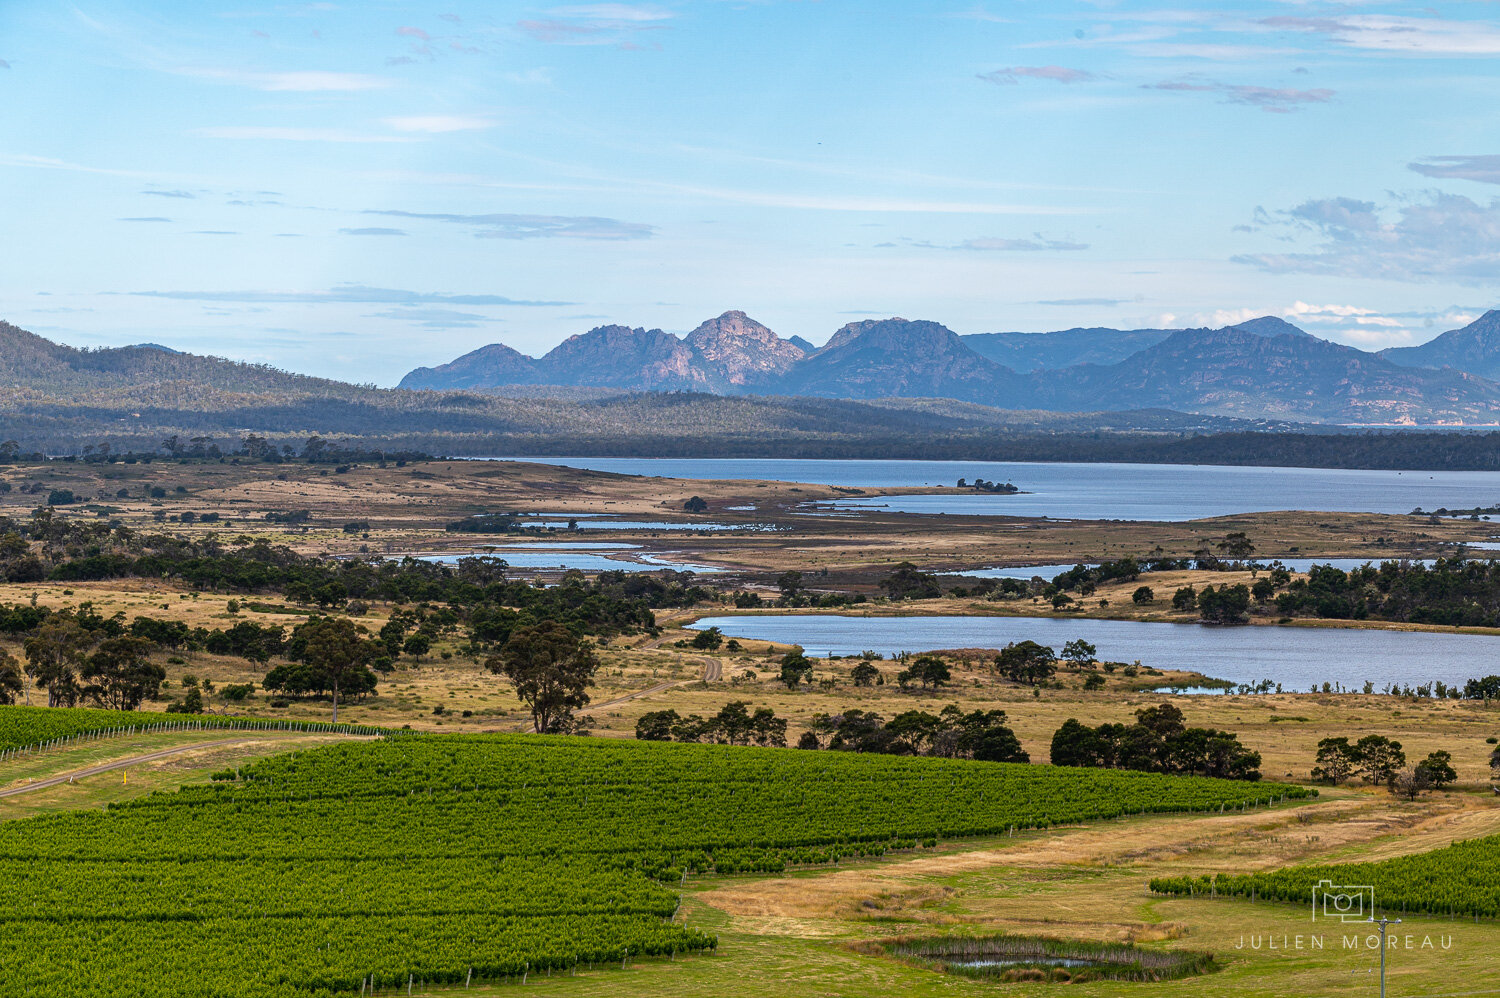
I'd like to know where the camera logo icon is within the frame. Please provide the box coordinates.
[1312,880,1375,922]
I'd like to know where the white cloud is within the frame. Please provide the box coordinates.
[954,235,1088,252]
[1261,15,1500,56]
[1284,302,1402,327]
[980,65,1097,85]
[549,4,671,22]
[1203,307,1263,327]
[196,127,415,143]
[1410,156,1500,186]
[367,209,654,240]
[186,68,394,91]
[623,180,1098,215]
[0,153,158,178]
[1144,77,1334,113]
[1235,193,1500,285]
[382,115,495,133]
[517,4,673,45]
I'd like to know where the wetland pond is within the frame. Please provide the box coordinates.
[689,614,1498,690]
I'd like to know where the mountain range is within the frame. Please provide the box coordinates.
[0,318,1283,458]
[400,310,1500,424]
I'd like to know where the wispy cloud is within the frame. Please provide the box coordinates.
[980,65,1097,86]
[1234,193,1500,285]
[1144,76,1334,113]
[382,114,495,133]
[894,234,1089,252]
[1283,301,1402,328]
[141,189,195,198]
[958,235,1088,252]
[1036,297,1128,306]
[1260,15,1500,56]
[196,127,415,143]
[119,216,172,223]
[0,153,158,178]
[340,227,407,236]
[518,4,672,46]
[367,209,655,240]
[369,306,500,328]
[1410,155,1500,186]
[185,68,394,91]
[127,285,571,306]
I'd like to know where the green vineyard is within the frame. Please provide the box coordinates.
[0,704,389,755]
[0,731,1314,995]
[1149,834,1500,918]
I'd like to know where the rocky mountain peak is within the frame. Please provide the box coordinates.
[685,310,804,385]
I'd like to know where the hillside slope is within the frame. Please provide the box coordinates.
[1032,325,1500,422]
[1381,311,1500,381]
[776,318,1024,403]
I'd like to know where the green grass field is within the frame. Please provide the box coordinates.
[2,711,1496,997]
[0,731,1317,996]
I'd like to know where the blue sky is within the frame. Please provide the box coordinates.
[3,1,1500,385]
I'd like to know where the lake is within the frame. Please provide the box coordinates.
[967,557,1453,580]
[519,513,771,532]
[688,614,1497,689]
[504,458,1500,521]
[414,546,721,573]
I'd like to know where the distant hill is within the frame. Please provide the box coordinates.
[962,317,1308,372]
[776,318,1022,403]
[0,320,370,406]
[963,326,1177,371]
[399,341,539,392]
[1029,325,1500,423]
[400,312,1500,423]
[1381,311,1500,381]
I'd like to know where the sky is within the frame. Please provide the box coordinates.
[3,1,1500,385]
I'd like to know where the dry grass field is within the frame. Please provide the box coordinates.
[5,457,1500,996]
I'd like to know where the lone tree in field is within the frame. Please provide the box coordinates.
[1415,750,1457,790]
[995,641,1056,684]
[1355,734,1406,786]
[22,618,93,707]
[1131,586,1155,605]
[300,617,373,723]
[850,660,881,687]
[1311,737,1358,784]
[1388,767,1431,800]
[81,636,165,711]
[0,651,22,705]
[683,496,708,513]
[487,621,599,733]
[778,650,814,690]
[1061,639,1097,668]
[1217,532,1255,560]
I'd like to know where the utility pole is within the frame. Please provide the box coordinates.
[1370,913,1401,998]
